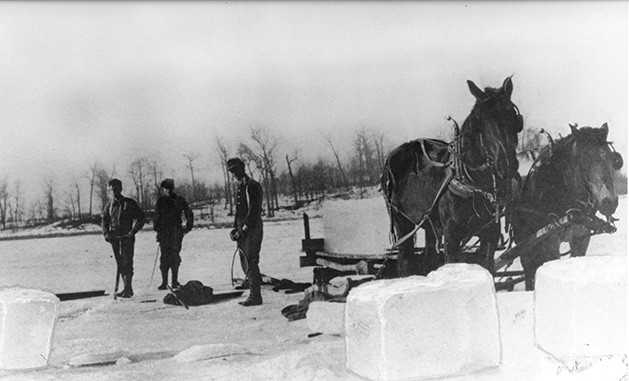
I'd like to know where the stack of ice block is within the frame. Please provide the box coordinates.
[535,256,627,358]
[0,288,60,370]
[345,263,501,380]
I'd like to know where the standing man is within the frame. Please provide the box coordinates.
[154,178,193,290]
[102,178,146,298]
[227,157,264,306]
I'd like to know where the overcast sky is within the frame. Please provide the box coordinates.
[0,1,626,205]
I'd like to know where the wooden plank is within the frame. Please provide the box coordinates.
[56,290,106,301]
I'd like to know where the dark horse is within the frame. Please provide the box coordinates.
[382,77,523,277]
[513,123,622,290]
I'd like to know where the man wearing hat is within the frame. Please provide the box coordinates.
[154,178,194,290]
[102,178,146,298]
[227,157,264,306]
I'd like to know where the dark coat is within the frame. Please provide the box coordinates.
[102,196,146,239]
[234,176,263,230]
[154,193,193,235]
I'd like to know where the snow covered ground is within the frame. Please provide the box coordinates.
[0,194,626,380]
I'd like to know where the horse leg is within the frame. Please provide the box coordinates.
[394,215,420,277]
[569,234,590,257]
[443,217,469,265]
[423,226,442,275]
[521,237,561,291]
[478,222,500,275]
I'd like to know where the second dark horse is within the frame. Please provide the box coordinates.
[382,77,523,277]
[514,123,622,290]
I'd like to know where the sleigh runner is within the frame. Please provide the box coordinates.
[299,203,617,291]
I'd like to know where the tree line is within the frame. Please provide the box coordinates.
[0,126,392,230]
[0,125,625,230]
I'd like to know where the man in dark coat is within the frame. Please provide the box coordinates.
[102,178,146,298]
[227,157,264,306]
[154,178,193,290]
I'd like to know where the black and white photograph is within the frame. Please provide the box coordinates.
[0,1,626,380]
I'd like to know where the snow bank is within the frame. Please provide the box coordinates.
[0,288,59,370]
[345,263,500,380]
[535,256,627,358]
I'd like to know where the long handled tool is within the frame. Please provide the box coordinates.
[147,245,160,290]
[113,270,120,300]
[166,285,189,309]
[231,247,248,287]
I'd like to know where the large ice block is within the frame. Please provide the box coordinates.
[323,198,391,255]
[0,288,60,370]
[345,263,501,381]
[535,256,627,357]
[307,301,345,335]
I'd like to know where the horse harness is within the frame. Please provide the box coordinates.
[385,118,508,249]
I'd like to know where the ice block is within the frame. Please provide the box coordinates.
[0,288,60,370]
[345,263,501,380]
[323,198,391,255]
[307,301,345,335]
[535,256,627,357]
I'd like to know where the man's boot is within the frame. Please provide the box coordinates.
[158,269,168,290]
[171,266,181,289]
[126,274,134,297]
[239,273,262,306]
[117,275,133,298]
[116,275,127,298]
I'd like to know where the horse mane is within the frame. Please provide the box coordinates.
[524,126,609,210]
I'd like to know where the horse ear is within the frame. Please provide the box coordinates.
[600,122,609,140]
[569,123,578,135]
[467,80,486,101]
[502,76,513,97]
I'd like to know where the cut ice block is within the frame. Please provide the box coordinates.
[345,263,501,381]
[535,256,627,357]
[323,198,390,255]
[307,301,345,335]
[0,288,60,370]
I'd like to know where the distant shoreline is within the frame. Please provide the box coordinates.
[0,214,322,242]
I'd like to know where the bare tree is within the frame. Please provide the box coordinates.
[147,156,164,203]
[371,130,387,174]
[43,177,56,221]
[0,176,9,229]
[216,137,234,214]
[182,152,200,202]
[323,132,350,190]
[128,157,153,210]
[238,127,279,217]
[12,180,22,226]
[250,127,279,212]
[285,153,300,207]
[85,161,98,215]
[95,166,114,212]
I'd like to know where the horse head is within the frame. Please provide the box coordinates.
[464,76,523,180]
[565,122,622,218]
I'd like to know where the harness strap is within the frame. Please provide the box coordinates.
[420,139,447,167]
[391,170,454,248]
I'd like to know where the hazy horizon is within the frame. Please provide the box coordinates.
[0,1,626,209]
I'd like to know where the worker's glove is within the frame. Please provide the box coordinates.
[229,228,240,241]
